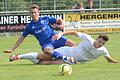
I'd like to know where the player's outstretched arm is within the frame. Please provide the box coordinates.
[61,30,78,36]
[52,30,78,40]
[104,56,120,63]
[56,18,65,30]
[50,18,65,31]
[3,36,25,53]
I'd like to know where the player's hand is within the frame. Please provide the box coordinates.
[3,50,13,53]
[52,34,58,40]
[52,33,62,40]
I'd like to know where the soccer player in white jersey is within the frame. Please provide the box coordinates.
[9,30,120,64]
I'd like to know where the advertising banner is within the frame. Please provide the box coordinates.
[65,12,120,33]
[0,14,63,32]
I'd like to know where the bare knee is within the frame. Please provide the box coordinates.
[37,53,52,61]
[43,47,53,55]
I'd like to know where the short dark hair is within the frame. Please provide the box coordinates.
[29,4,39,11]
[98,33,109,41]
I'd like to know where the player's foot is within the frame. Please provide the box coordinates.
[63,57,76,64]
[9,54,19,62]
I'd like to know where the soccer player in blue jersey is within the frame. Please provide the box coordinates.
[4,4,76,64]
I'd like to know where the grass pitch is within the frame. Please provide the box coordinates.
[0,33,120,80]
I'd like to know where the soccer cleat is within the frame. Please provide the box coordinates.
[9,54,19,62]
[63,57,76,64]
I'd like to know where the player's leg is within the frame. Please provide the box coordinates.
[9,52,40,64]
[37,53,52,61]
[42,37,76,64]
[37,53,76,64]
[50,36,76,60]
[38,59,64,65]
[42,44,63,59]
[52,37,76,64]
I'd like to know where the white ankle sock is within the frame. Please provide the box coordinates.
[18,52,39,64]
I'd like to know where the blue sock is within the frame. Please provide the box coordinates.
[51,51,63,59]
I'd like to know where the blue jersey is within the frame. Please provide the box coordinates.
[22,16,57,46]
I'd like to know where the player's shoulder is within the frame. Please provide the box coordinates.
[27,21,33,26]
[78,32,93,40]
[25,20,34,29]
[99,46,108,52]
[41,16,51,19]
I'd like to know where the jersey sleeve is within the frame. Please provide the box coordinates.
[101,47,111,57]
[49,17,56,25]
[77,32,94,41]
[22,24,30,37]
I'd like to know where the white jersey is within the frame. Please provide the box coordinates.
[54,32,110,62]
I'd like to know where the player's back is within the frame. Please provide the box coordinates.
[76,39,106,62]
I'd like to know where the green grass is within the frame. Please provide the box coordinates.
[0,33,120,80]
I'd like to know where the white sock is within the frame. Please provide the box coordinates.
[18,52,37,59]
[18,52,40,64]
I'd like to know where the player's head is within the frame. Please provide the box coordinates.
[98,33,109,41]
[94,33,109,48]
[29,4,40,22]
